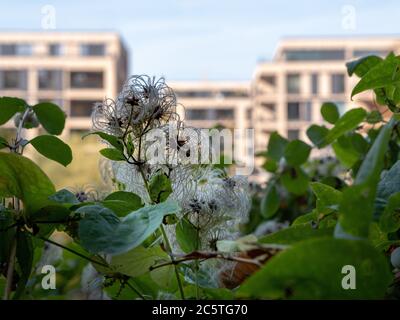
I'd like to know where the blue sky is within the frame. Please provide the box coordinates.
[0,0,399,80]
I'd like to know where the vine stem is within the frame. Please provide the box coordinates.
[137,164,185,300]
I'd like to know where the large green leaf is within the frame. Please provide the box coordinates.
[352,53,400,98]
[320,108,367,148]
[29,135,72,167]
[0,152,55,214]
[346,55,383,77]
[238,238,392,299]
[14,231,34,299]
[32,102,66,135]
[284,140,311,166]
[0,97,26,125]
[259,224,333,245]
[78,200,180,255]
[176,217,199,253]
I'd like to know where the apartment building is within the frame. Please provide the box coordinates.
[252,37,400,153]
[170,80,253,170]
[0,31,128,135]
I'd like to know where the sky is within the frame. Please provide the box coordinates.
[0,0,399,80]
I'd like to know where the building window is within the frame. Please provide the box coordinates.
[288,129,300,141]
[353,49,388,58]
[70,71,103,89]
[311,73,318,95]
[287,102,300,120]
[220,90,248,98]
[286,74,300,94]
[80,44,105,56]
[331,73,345,94]
[0,44,32,56]
[186,109,208,120]
[260,75,276,86]
[0,70,27,89]
[38,70,63,90]
[215,109,234,119]
[283,49,345,61]
[70,100,97,117]
[49,44,62,56]
[175,91,213,98]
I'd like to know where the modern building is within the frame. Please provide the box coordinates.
[252,36,399,153]
[0,31,128,135]
[170,80,253,171]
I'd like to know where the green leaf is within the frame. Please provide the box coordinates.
[346,55,383,77]
[332,136,361,168]
[176,217,199,253]
[355,118,394,185]
[0,97,26,125]
[29,135,72,166]
[366,110,383,124]
[306,125,329,148]
[379,192,400,233]
[281,167,309,195]
[337,184,376,239]
[32,102,66,135]
[310,182,342,211]
[352,53,400,98]
[84,131,123,151]
[238,238,392,299]
[266,132,288,161]
[321,102,340,124]
[284,140,311,166]
[320,108,367,148]
[104,191,143,216]
[101,200,143,217]
[259,224,333,245]
[99,148,125,161]
[0,152,55,214]
[49,189,79,205]
[149,173,172,203]
[260,183,280,219]
[110,245,167,278]
[78,200,180,255]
